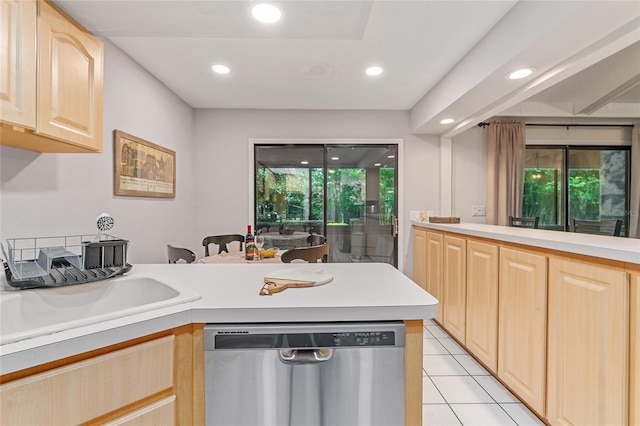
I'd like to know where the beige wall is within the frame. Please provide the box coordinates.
[192,109,441,274]
[451,126,488,223]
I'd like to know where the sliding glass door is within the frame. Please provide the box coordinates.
[255,144,398,265]
[523,146,630,235]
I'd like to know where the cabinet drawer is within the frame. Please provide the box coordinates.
[0,335,174,424]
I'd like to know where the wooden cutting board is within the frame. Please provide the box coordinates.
[260,268,333,296]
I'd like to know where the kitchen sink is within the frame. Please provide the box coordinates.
[0,276,200,345]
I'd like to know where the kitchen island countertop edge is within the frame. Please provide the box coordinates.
[0,262,438,375]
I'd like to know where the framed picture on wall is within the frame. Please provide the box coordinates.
[113,130,176,198]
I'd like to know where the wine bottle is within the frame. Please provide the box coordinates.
[245,225,255,260]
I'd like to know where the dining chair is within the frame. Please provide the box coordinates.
[307,234,327,246]
[281,244,329,263]
[167,245,196,263]
[202,234,245,256]
[508,216,540,229]
[569,218,622,237]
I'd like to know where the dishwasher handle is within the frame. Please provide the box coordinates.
[279,348,333,363]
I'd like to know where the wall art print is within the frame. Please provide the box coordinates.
[113,130,176,198]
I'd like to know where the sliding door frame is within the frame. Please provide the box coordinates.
[249,138,404,270]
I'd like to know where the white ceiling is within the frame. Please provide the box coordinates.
[54,0,640,136]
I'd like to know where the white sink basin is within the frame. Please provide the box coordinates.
[0,276,200,345]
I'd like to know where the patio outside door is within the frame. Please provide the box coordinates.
[254,144,398,266]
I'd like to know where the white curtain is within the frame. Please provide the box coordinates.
[629,123,640,238]
[486,120,526,226]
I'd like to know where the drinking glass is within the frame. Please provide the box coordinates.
[255,235,265,259]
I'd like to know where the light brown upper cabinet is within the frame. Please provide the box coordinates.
[465,239,498,373]
[0,0,103,153]
[547,257,629,426]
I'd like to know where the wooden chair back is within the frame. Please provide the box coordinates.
[202,234,245,256]
[307,234,327,246]
[569,218,622,237]
[281,244,329,263]
[508,216,540,229]
[167,245,196,264]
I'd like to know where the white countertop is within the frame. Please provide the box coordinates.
[412,221,640,264]
[0,263,438,375]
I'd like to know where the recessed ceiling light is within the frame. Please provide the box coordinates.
[331,157,339,160]
[507,68,535,80]
[366,66,383,76]
[440,118,454,124]
[301,161,309,165]
[374,163,381,167]
[387,155,395,159]
[252,3,281,23]
[212,64,230,74]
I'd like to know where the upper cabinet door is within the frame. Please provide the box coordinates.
[0,0,37,128]
[37,0,103,151]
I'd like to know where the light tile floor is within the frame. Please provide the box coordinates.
[422,320,546,426]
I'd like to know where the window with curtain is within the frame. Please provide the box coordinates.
[523,146,631,236]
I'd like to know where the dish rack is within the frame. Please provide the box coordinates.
[1,234,132,289]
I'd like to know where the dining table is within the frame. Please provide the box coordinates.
[196,249,283,264]
[262,231,310,250]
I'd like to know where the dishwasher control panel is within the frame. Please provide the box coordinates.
[205,322,405,350]
[213,330,398,349]
[332,331,395,346]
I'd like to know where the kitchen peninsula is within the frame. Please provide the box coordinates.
[413,221,640,426]
[0,263,438,425]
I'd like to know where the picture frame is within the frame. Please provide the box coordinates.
[113,130,176,198]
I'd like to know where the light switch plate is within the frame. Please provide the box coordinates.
[471,205,486,217]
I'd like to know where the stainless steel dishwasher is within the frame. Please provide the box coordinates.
[204,322,405,426]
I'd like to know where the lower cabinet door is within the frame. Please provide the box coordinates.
[498,247,547,416]
[631,269,640,426]
[547,257,629,426]
[426,232,444,324]
[0,336,174,425]
[465,240,498,373]
[413,227,428,291]
[443,235,466,343]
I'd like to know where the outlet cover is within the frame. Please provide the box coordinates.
[472,205,486,217]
